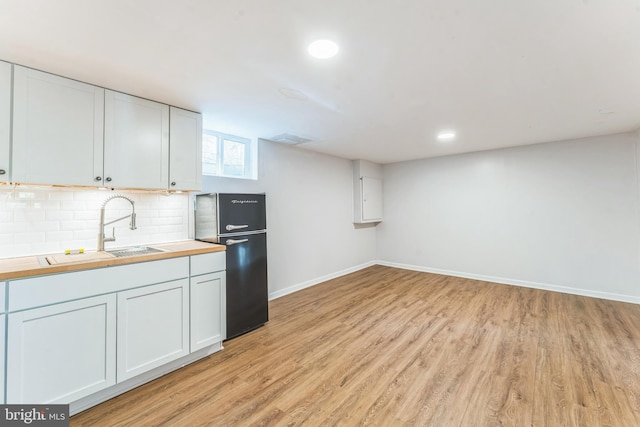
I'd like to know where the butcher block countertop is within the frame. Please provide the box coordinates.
[0,240,225,281]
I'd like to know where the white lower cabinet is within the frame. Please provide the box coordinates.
[3,253,225,411]
[117,279,190,382]
[6,295,117,404]
[0,313,5,404]
[190,271,225,352]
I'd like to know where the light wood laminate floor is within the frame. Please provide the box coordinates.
[71,265,640,426]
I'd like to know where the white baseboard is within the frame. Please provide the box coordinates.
[268,261,376,300]
[376,260,640,305]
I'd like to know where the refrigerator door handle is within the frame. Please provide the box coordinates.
[226,224,249,231]
[226,238,249,245]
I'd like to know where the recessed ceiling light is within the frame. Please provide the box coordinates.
[308,40,339,59]
[437,131,456,142]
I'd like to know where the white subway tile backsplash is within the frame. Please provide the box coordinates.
[162,197,186,208]
[0,243,29,259]
[45,210,74,221]
[31,221,61,233]
[149,232,186,242]
[16,191,42,200]
[32,242,64,255]
[157,209,184,217]
[13,210,46,223]
[18,232,46,244]
[0,186,190,257]
[60,221,89,231]
[61,200,90,210]
[47,191,75,201]
[74,210,99,220]
[45,231,74,243]
[150,216,184,226]
[0,223,29,233]
[73,230,97,240]
[73,191,102,201]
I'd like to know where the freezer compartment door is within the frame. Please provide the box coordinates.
[224,232,268,339]
[218,193,266,234]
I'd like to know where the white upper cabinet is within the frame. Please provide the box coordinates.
[0,61,11,183]
[169,106,202,191]
[104,90,169,190]
[12,66,105,186]
[8,63,201,190]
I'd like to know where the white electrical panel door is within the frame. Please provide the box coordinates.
[361,176,383,222]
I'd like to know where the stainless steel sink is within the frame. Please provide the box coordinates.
[106,246,166,258]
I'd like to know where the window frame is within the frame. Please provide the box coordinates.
[202,129,253,179]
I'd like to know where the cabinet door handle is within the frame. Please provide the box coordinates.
[226,224,249,231]
[171,181,176,186]
[0,169,5,175]
[225,238,248,246]
[105,177,112,182]
[95,176,102,181]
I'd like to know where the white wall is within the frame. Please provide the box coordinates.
[201,139,377,299]
[0,187,189,258]
[377,132,640,303]
[6,130,639,304]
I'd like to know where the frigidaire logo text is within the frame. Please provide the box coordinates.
[231,199,258,204]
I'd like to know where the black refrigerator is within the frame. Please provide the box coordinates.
[194,193,268,340]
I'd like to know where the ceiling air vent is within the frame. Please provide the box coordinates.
[269,133,313,145]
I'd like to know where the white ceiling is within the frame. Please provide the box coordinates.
[1,0,639,164]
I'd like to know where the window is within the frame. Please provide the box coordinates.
[202,130,255,179]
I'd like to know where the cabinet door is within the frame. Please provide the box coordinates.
[190,272,226,352]
[104,90,169,189]
[361,176,383,222]
[12,65,105,186]
[169,106,202,191]
[0,314,5,404]
[117,279,189,382]
[6,295,117,404]
[0,61,10,183]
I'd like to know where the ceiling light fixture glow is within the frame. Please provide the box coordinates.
[308,39,339,59]
[437,131,456,142]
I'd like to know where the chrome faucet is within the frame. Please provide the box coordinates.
[98,194,137,251]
